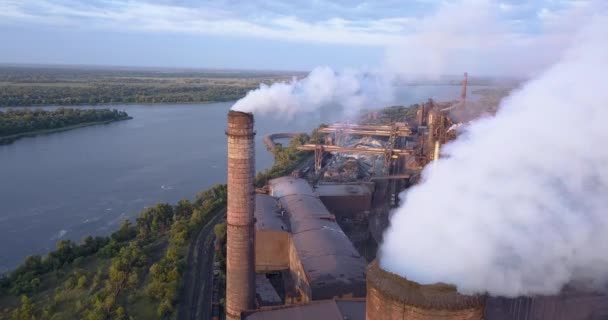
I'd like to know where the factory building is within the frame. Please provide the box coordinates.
[254,194,290,273]
[255,176,367,303]
[244,259,608,320]
[244,260,485,320]
[225,110,608,320]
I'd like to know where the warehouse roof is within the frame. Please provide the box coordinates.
[269,176,316,198]
[268,177,367,299]
[254,194,289,232]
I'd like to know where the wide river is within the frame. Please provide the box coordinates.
[0,85,487,271]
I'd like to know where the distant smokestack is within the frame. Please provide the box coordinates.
[416,103,426,128]
[461,72,468,105]
[366,260,484,320]
[433,140,440,162]
[226,111,256,320]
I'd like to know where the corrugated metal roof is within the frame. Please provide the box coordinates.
[279,195,332,225]
[269,176,316,198]
[291,228,358,257]
[254,194,288,232]
[268,177,367,299]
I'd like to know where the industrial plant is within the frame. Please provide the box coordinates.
[222,74,608,320]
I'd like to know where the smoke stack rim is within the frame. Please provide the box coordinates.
[227,110,256,137]
[228,110,254,120]
[368,259,485,310]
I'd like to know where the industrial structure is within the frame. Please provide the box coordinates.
[226,111,256,320]
[256,176,367,302]
[223,74,608,319]
[366,260,485,320]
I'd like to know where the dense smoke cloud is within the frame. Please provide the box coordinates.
[231,66,395,118]
[380,15,608,297]
[230,0,608,298]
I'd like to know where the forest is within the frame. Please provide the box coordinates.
[0,66,301,107]
[0,108,130,142]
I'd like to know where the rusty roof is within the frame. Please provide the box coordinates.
[269,177,367,298]
[279,195,333,224]
[254,194,289,232]
[269,176,316,198]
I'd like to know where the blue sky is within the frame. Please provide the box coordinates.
[0,0,603,74]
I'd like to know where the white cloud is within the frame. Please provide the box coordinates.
[538,7,555,19]
[0,0,604,75]
[499,2,514,12]
[0,0,414,46]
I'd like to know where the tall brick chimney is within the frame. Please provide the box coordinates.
[226,111,256,320]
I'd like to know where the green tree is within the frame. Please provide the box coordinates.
[189,208,206,227]
[108,245,146,290]
[77,275,87,289]
[157,299,173,317]
[174,200,193,220]
[214,223,227,240]
[111,220,136,242]
[19,295,34,320]
[64,277,76,290]
[115,306,126,320]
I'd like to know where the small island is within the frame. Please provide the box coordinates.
[0,108,132,144]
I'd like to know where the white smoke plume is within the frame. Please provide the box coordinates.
[232,0,593,117]
[380,15,608,297]
[231,66,395,118]
[383,0,588,79]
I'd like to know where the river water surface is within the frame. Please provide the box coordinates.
[0,85,488,271]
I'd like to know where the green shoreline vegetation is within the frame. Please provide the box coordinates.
[0,66,511,108]
[0,66,303,107]
[0,128,314,320]
[0,108,131,145]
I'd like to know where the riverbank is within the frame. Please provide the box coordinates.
[0,116,133,145]
[0,65,303,108]
[0,102,317,272]
[0,119,314,319]
[1,100,238,109]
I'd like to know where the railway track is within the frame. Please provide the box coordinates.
[177,209,226,320]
